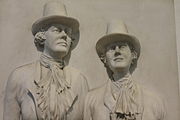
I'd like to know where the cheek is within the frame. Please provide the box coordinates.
[45,32,57,41]
[105,52,114,59]
[106,56,115,67]
[67,38,72,47]
[45,38,58,48]
[105,52,114,61]
[44,39,53,47]
[124,54,133,65]
[122,50,132,58]
[105,56,111,65]
[44,34,53,45]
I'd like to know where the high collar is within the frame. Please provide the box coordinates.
[40,53,65,69]
[34,60,71,88]
[111,73,133,90]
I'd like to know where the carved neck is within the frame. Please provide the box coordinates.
[43,48,67,60]
[112,71,130,82]
[42,52,64,62]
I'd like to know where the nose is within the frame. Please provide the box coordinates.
[114,46,121,56]
[115,46,120,51]
[60,30,67,40]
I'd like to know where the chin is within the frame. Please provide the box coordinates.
[54,46,69,53]
[111,63,130,71]
[114,66,126,70]
[115,62,128,67]
[51,49,68,58]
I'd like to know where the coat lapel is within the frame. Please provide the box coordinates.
[63,66,78,114]
[31,60,43,120]
[103,80,116,113]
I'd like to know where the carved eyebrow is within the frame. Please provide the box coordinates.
[51,27,59,31]
[116,42,128,46]
[108,42,128,48]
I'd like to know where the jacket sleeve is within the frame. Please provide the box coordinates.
[3,70,21,120]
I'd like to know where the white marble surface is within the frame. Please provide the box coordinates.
[0,0,179,119]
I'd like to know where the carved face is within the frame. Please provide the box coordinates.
[105,42,135,73]
[43,24,72,57]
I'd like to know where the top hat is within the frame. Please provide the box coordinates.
[31,1,80,50]
[96,20,141,58]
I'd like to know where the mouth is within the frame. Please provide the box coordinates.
[56,40,67,47]
[114,57,124,62]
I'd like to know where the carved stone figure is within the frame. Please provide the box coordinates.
[83,21,166,120]
[3,1,89,120]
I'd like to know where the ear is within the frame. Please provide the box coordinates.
[40,32,46,41]
[70,41,73,47]
[100,55,106,64]
[131,51,137,60]
[35,32,46,41]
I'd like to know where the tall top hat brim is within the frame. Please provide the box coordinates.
[32,15,80,50]
[96,33,141,58]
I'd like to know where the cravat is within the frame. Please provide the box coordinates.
[35,54,75,120]
[111,75,142,120]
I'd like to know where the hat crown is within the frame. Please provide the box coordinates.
[107,20,128,35]
[43,1,67,17]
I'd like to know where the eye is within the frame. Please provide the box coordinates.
[119,43,128,50]
[110,45,117,50]
[120,45,126,49]
[52,28,62,33]
[64,28,72,35]
[52,29,59,32]
[110,45,116,50]
[64,28,68,33]
[107,45,116,52]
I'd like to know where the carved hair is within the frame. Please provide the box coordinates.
[34,31,46,52]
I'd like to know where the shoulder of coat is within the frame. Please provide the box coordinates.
[9,62,36,81]
[86,82,108,101]
[141,87,165,109]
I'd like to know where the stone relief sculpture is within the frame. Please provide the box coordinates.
[83,21,166,120]
[3,1,89,120]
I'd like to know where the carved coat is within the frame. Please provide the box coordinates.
[84,79,166,120]
[4,61,89,120]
